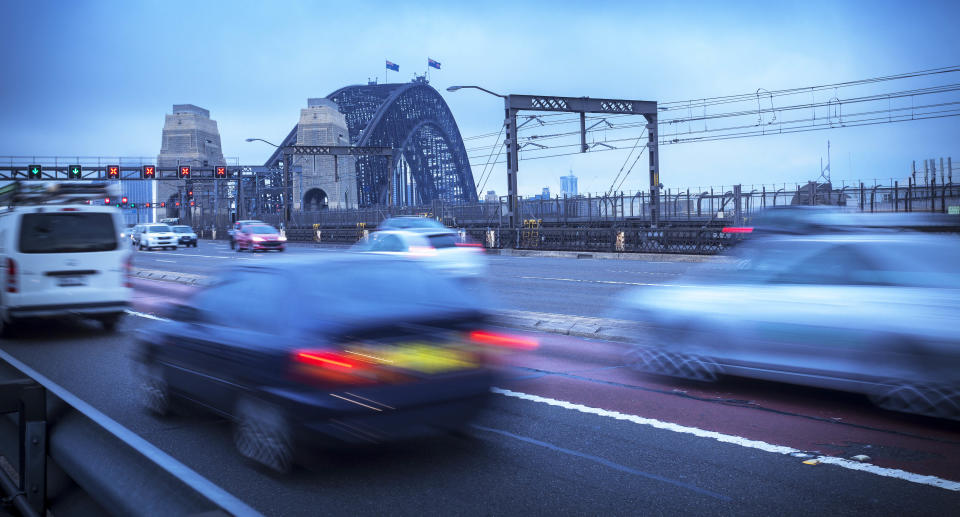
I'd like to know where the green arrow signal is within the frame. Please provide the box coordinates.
[31,168,38,174]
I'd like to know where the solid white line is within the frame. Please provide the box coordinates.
[517,275,683,287]
[156,259,176,263]
[490,387,960,492]
[125,309,169,322]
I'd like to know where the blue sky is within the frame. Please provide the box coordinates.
[1,0,958,196]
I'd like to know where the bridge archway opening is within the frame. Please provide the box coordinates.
[303,188,329,211]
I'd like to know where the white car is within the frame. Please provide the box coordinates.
[353,230,487,279]
[0,182,132,334]
[136,224,179,251]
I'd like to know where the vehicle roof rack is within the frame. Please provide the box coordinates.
[0,181,120,208]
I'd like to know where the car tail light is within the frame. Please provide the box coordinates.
[5,258,16,293]
[124,254,133,288]
[294,350,359,369]
[408,245,437,257]
[469,330,538,350]
[721,227,753,234]
[291,349,377,385]
[455,242,483,248]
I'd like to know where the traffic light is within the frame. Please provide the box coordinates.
[28,165,42,180]
[104,197,111,205]
[178,166,191,179]
[145,202,151,208]
[142,165,156,179]
[175,201,180,207]
[160,201,165,208]
[215,166,227,178]
[69,165,82,179]
[189,200,195,207]
[188,190,194,197]
[107,165,120,179]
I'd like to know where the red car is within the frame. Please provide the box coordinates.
[235,224,286,252]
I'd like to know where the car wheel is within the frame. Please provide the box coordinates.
[233,396,294,473]
[870,382,960,420]
[141,364,175,417]
[138,243,144,251]
[625,346,720,382]
[97,313,123,332]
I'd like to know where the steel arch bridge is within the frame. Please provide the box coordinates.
[265,78,477,205]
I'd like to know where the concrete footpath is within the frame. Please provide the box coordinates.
[132,269,642,343]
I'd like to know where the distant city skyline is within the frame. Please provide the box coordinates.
[1,1,958,197]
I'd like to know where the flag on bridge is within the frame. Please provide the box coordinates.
[386,60,399,72]
[428,58,441,70]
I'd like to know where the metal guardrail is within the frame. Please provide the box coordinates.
[0,349,262,517]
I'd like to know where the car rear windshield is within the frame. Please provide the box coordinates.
[427,233,459,248]
[18,213,118,254]
[172,226,193,233]
[145,225,171,233]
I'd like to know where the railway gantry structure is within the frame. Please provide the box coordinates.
[265,77,477,206]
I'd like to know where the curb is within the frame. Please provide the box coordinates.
[132,268,641,342]
[487,248,717,262]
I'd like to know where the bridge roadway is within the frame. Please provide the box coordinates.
[0,241,957,515]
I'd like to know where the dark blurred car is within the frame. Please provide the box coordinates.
[136,255,526,472]
[171,225,198,247]
[234,224,286,252]
[378,216,448,232]
[615,231,960,420]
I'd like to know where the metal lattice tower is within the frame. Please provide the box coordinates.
[265,78,476,205]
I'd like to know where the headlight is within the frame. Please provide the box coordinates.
[278,236,287,242]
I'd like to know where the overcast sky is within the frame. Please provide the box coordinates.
[1,0,958,196]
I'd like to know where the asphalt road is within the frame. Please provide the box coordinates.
[0,242,957,515]
[130,240,694,318]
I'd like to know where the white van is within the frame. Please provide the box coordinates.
[0,182,132,335]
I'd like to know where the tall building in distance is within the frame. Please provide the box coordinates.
[484,190,498,203]
[157,104,225,168]
[156,104,226,211]
[561,170,578,197]
[293,98,357,210]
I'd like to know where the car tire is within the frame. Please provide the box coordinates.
[233,396,294,474]
[141,364,175,417]
[138,243,144,251]
[870,382,960,420]
[98,313,123,332]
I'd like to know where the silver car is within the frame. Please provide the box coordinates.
[352,230,487,279]
[615,232,960,420]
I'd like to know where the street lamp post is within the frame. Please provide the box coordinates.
[446,86,520,229]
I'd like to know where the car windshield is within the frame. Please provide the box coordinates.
[382,218,445,230]
[172,226,193,234]
[18,213,118,253]
[145,225,172,233]
[247,225,277,234]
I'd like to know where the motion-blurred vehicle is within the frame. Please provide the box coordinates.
[0,182,131,334]
[616,228,960,420]
[136,254,530,472]
[378,216,448,232]
[228,219,265,249]
[235,224,286,252]
[353,230,486,279]
[171,225,198,247]
[135,224,178,251]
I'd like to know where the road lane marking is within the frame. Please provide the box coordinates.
[471,424,730,501]
[491,387,960,492]
[156,259,176,263]
[516,276,686,287]
[125,310,169,321]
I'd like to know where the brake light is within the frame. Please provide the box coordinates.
[455,242,483,248]
[294,350,358,369]
[469,330,538,350]
[721,227,753,234]
[408,245,437,257]
[61,208,79,212]
[5,258,16,293]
